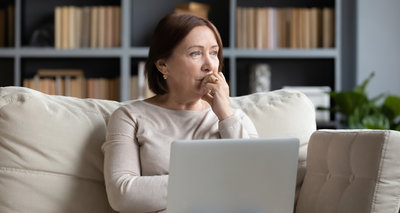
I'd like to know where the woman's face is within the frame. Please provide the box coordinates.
[159,26,220,97]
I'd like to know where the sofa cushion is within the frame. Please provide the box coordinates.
[296,130,400,213]
[0,87,121,213]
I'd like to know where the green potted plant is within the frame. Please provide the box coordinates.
[325,72,400,130]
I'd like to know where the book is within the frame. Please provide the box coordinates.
[289,8,298,48]
[75,7,82,48]
[114,7,121,47]
[105,6,113,48]
[240,8,248,48]
[261,8,269,49]
[68,6,76,49]
[111,6,118,47]
[98,7,106,48]
[310,8,319,48]
[247,7,255,49]
[61,6,69,49]
[236,8,242,48]
[254,8,263,49]
[81,7,91,48]
[90,7,99,48]
[276,8,288,48]
[267,8,277,49]
[322,8,335,48]
[55,7,62,49]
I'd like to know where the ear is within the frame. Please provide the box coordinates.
[155,59,168,75]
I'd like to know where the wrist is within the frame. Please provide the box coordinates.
[217,110,233,121]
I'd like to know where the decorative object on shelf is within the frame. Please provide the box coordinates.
[130,61,154,100]
[322,72,400,130]
[249,63,271,93]
[175,2,210,19]
[29,21,54,47]
[284,86,331,122]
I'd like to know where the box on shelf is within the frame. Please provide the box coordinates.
[283,86,331,122]
[175,2,210,19]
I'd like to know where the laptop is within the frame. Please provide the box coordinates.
[167,138,299,213]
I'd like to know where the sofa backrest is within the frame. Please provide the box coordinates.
[230,90,317,201]
[0,87,316,212]
[296,130,400,213]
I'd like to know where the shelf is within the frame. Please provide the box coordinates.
[0,0,354,103]
[1,47,338,58]
[226,48,338,58]
[14,48,124,57]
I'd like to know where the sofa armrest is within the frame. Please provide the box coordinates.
[296,129,400,213]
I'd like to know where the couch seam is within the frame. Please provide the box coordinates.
[370,131,389,213]
[0,166,104,183]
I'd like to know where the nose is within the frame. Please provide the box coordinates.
[201,53,214,72]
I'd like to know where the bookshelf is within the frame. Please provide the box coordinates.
[0,0,355,102]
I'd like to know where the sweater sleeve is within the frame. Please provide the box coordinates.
[102,107,168,213]
[218,109,259,139]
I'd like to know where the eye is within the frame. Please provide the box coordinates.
[210,50,218,56]
[190,51,201,57]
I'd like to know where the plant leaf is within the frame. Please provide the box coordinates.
[354,72,374,94]
[362,114,390,130]
[395,123,400,131]
[383,95,400,117]
[332,92,368,117]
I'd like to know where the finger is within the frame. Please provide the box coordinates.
[205,74,219,84]
[201,92,214,105]
[204,81,219,92]
[214,72,224,83]
[218,72,226,81]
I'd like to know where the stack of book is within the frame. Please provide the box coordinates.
[0,4,14,47]
[54,6,121,49]
[236,7,334,49]
[23,69,120,101]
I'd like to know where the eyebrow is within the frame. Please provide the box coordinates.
[188,45,219,49]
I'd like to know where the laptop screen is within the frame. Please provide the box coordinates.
[167,138,299,213]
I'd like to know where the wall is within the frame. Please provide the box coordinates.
[356,0,400,97]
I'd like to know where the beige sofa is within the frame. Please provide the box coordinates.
[0,86,399,213]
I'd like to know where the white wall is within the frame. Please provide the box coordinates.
[356,0,400,97]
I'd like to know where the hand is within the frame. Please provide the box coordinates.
[201,72,233,120]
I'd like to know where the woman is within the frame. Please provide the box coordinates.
[102,13,258,213]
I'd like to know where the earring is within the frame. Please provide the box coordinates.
[163,74,168,80]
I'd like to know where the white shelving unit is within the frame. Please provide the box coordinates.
[0,0,355,102]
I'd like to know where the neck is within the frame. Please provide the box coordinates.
[148,93,209,111]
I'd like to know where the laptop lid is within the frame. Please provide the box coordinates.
[167,138,299,213]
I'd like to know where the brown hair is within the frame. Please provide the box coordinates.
[145,13,224,95]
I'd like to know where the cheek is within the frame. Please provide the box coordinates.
[212,58,220,69]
